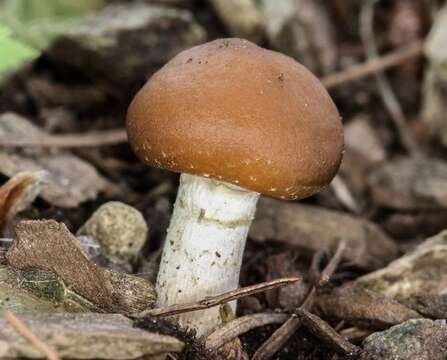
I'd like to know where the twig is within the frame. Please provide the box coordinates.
[0,129,127,148]
[252,242,346,360]
[252,311,304,360]
[205,313,288,350]
[1,310,60,360]
[321,40,423,89]
[308,249,325,287]
[133,277,300,319]
[318,241,346,287]
[296,309,359,355]
[360,0,420,155]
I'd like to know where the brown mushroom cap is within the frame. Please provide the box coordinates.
[126,38,343,200]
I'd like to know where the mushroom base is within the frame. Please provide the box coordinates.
[155,173,259,336]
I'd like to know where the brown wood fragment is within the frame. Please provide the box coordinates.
[404,293,447,319]
[206,313,288,350]
[6,220,114,309]
[316,285,421,330]
[296,309,359,355]
[250,198,397,270]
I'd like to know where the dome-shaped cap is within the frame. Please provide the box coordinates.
[126,38,343,200]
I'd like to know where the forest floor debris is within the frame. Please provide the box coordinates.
[0,113,113,208]
[355,228,447,306]
[0,313,184,359]
[1,0,447,359]
[250,197,397,270]
[6,220,156,314]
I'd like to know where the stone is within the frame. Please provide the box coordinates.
[317,285,421,330]
[363,319,447,360]
[78,201,148,261]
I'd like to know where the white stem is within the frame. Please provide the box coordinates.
[156,173,259,336]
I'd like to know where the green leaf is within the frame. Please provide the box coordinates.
[0,0,106,49]
[0,24,39,76]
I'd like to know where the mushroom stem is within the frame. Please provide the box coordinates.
[156,173,259,336]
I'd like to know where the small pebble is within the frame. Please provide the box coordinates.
[78,201,148,261]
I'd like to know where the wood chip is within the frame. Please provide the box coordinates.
[6,220,113,309]
[5,220,156,313]
[0,313,184,359]
[250,198,398,270]
[316,285,421,330]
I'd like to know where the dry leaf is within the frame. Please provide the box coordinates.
[0,113,112,208]
[0,171,46,233]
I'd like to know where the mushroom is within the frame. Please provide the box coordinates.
[126,38,343,335]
